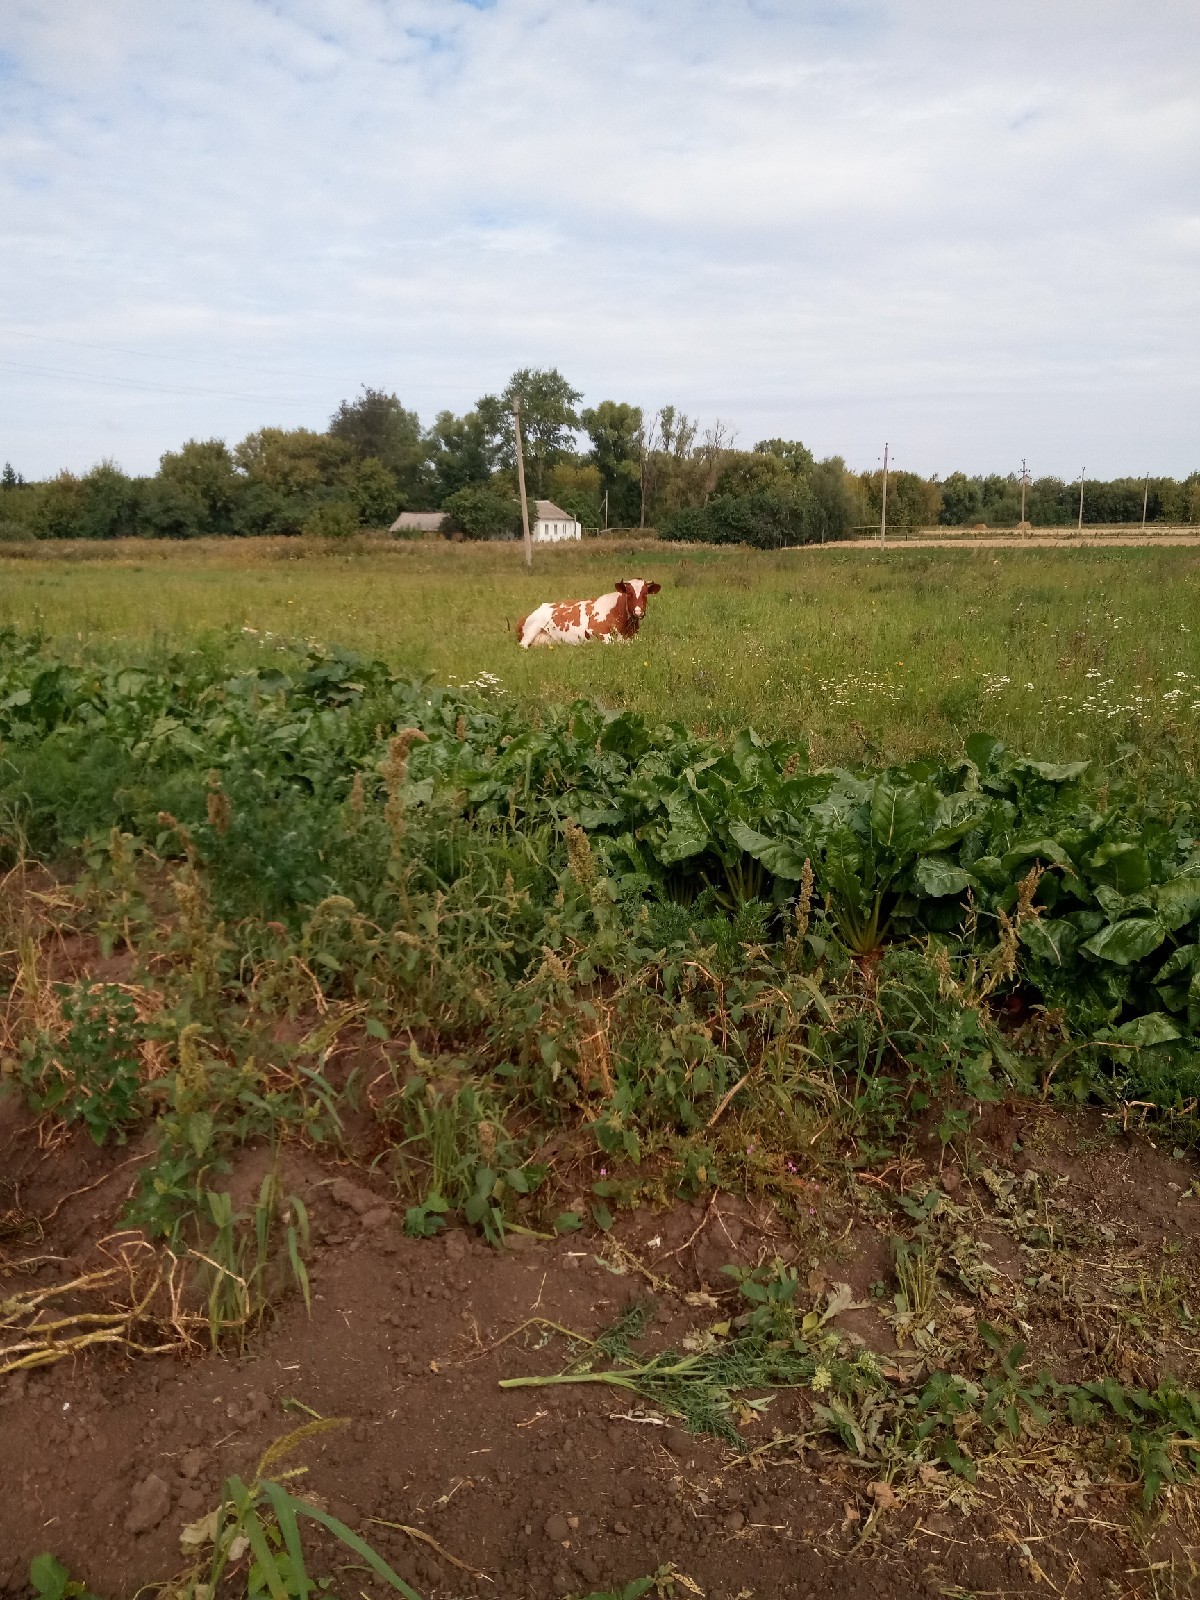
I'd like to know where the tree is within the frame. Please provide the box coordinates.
[428,408,503,504]
[498,368,582,494]
[580,401,642,525]
[328,388,432,507]
[755,438,815,474]
[441,485,520,540]
[348,457,401,527]
[234,428,353,498]
[859,469,942,533]
[158,439,240,534]
[1,462,20,490]
[138,477,206,540]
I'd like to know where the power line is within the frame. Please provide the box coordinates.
[0,356,321,407]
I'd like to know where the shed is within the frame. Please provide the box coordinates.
[390,511,447,535]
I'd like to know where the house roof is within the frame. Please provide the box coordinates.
[390,511,446,532]
[534,500,573,521]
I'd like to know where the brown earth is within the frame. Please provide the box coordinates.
[3,1090,1200,1600]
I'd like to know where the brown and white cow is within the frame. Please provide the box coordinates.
[516,578,661,649]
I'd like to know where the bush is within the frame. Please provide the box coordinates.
[0,519,36,542]
[137,477,206,540]
[661,472,856,550]
[442,485,521,540]
[302,499,359,539]
[232,482,304,537]
[661,492,808,549]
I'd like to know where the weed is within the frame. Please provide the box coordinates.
[20,981,144,1144]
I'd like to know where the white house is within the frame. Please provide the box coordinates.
[532,499,582,543]
[390,511,447,535]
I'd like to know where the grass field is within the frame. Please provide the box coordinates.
[3,535,1199,768]
[5,536,1200,1596]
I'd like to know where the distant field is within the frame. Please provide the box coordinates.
[3,534,1200,765]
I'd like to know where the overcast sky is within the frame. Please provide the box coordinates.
[2,0,1198,480]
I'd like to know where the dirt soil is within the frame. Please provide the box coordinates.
[3,1094,1200,1600]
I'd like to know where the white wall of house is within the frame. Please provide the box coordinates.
[532,500,582,542]
[532,516,581,542]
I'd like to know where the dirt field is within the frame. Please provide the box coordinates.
[4,1084,1199,1600]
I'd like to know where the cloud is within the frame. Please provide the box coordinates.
[1,0,1197,477]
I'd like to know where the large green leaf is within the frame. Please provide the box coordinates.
[1156,875,1200,933]
[1018,917,1079,968]
[659,788,709,863]
[1001,838,1074,875]
[1102,1012,1182,1048]
[912,857,976,898]
[727,819,808,880]
[1015,758,1090,783]
[1089,842,1152,895]
[1081,916,1168,966]
[869,782,927,858]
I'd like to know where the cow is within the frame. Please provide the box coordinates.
[516,578,662,649]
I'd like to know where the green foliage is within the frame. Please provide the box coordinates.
[21,981,144,1144]
[301,500,359,540]
[441,484,521,541]
[28,1555,102,1600]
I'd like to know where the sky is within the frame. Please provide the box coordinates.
[2,0,1198,481]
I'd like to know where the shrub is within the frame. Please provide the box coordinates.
[442,485,521,540]
[0,519,36,542]
[302,499,359,539]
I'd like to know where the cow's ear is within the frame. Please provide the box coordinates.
[646,582,661,595]
[615,579,632,594]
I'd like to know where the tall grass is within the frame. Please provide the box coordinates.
[2,537,1199,765]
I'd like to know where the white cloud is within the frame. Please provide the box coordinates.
[1,0,1197,478]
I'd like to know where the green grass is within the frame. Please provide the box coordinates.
[4,536,1200,766]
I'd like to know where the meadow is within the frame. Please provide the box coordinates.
[4,534,1200,767]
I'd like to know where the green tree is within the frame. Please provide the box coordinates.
[157,439,240,534]
[441,485,520,541]
[755,438,816,474]
[328,388,432,507]
[498,367,582,494]
[428,408,502,503]
[860,469,942,533]
[137,477,206,540]
[348,457,401,527]
[234,427,353,498]
[580,400,643,525]
[1,462,20,489]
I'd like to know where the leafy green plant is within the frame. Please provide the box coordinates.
[20,981,144,1144]
[28,1555,102,1600]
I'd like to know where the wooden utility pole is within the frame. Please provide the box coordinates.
[880,442,889,546]
[1142,476,1149,530]
[1078,468,1085,532]
[603,489,609,532]
[513,399,532,570]
[1020,458,1029,531]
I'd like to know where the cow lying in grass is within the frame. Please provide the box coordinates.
[517,578,662,649]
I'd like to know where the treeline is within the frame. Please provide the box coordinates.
[2,367,1198,544]
[0,369,859,546]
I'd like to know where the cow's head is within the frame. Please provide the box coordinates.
[615,578,662,619]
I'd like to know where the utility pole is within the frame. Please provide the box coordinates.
[513,398,532,570]
[1077,469,1086,532]
[1142,475,1149,530]
[604,489,609,533]
[880,442,889,546]
[1019,458,1029,532]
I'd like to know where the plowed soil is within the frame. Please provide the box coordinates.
[4,1092,1200,1600]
